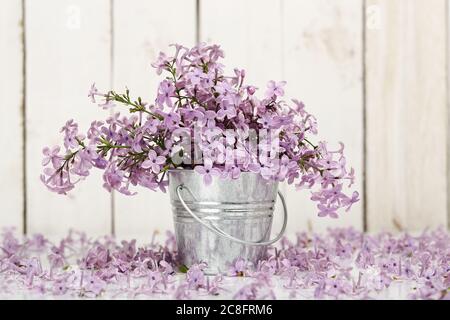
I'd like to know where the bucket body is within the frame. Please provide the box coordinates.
[168,169,278,274]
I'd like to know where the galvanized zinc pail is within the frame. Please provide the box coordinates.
[168,169,288,274]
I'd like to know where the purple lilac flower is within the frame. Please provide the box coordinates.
[163,112,181,129]
[265,80,286,98]
[229,259,250,277]
[52,281,68,295]
[186,264,207,290]
[141,150,166,174]
[42,146,62,168]
[98,98,115,110]
[233,284,258,300]
[83,274,106,296]
[156,80,176,107]
[48,246,65,276]
[1,228,449,299]
[151,52,169,75]
[194,158,221,185]
[147,271,163,290]
[41,43,361,218]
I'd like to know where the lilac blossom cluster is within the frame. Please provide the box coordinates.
[0,228,448,300]
[41,43,358,218]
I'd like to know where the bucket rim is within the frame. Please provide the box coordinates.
[167,168,265,178]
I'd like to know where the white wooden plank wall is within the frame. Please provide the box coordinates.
[366,0,448,231]
[25,0,112,238]
[0,1,24,233]
[0,0,448,237]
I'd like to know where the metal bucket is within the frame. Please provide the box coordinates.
[168,169,288,274]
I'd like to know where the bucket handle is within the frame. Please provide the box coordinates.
[176,184,288,246]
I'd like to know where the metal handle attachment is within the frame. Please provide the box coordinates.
[176,184,288,246]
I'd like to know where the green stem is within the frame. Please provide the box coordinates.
[303,138,317,149]
[108,90,163,120]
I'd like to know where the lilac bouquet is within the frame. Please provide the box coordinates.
[41,43,358,218]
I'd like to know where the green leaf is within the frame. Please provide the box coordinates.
[178,264,189,273]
